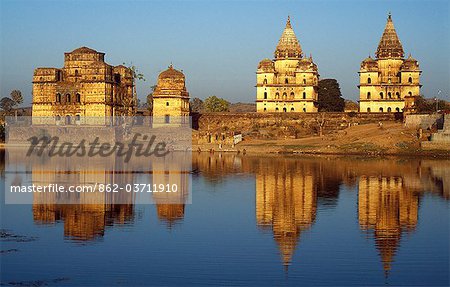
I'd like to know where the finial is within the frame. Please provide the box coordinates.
[388,12,392,20]
[169,63,173,69]
[286,15,292,28]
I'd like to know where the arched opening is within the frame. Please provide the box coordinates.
[282,92,287,100]
[76,93,81,103]
[75,70,79,77]
[165,115,170,124]
[303,108,306,112]
[387,107,392,113]
[66,93,71,103]
[263,79,267,85]
[275,107,279,112]
[379,107,384,112]
[367,108,371,112]
[379,92,384,99]
[388,92,392,99]
[264,92,267,99]
[290,107,294,112]
[166,102,169,106]
[408,91,412,97]
[303,79,306,85]
[285,78,288,84]
[75,115,81,123]
[283,107,287,112]
[290,92,294,99]
[263,108,267,112]
[275,92,280,99]
[395,107,400,112]
[56,93,61,103]
[367,92,371,99]
[368,77,371,84]
[55,115,61,122]
[303,92,306,99]
[396,92,400,99]
[65,115,71,125]
[408,77,412,84]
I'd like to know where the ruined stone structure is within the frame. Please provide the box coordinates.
[152,65,190,126]
[256,16,319,113]
[359,14,421,113]
[32,47,135,125]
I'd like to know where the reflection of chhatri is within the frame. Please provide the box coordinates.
[32,47,134,125]
[256,16,319,113]
[359,13,421,113]
[256,160,317,270]
[358,176,418,275]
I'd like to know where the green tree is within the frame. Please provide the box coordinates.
[0,97,15,114]
[203,96,230,112]
[190,97,204,113]
[123,63,145,113]
[10,90,23,120]
[415,95,449,113]
[146,85,157,112]
[317,79,345,112]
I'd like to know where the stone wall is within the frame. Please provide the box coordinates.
[404,113,443,129]
[192,112,402,143]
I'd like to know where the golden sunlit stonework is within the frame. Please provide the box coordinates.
[152,65,190,126]
[256,16,319,113]
[32,47,135,125]
[359,14,421,113]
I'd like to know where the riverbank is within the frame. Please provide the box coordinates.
[193,123,450,158]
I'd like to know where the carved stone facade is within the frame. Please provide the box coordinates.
[152,65,190,126]
[32,47,134,125]
[256,16,319,113]
[359,14,421,113]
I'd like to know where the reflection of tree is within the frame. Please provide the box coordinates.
[358,176,419,276]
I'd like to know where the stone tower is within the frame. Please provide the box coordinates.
[359,13,421,113]
[256,16,319,113]
[152,65,190,126]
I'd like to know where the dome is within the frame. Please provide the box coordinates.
[257,59,275,72]
[362,56,376,63]
[70,46,100,54]
[274,16,303,59]
[401,54,419,71]
[159,64,185,80]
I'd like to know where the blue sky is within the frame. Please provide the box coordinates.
[1,0,449,106]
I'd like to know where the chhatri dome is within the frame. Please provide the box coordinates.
[376,13,404,59]
[274,16,303,59]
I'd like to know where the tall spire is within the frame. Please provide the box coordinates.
[376,13,404,59]
[274,16,303,59]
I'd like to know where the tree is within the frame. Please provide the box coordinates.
[123,63,145,114]
[203,96,230,112]
[415,95,449,113]
[317,79,345,112]
[10,90,23,120]
[146,85,157,112]
[190,98,204,113]
[0,97,15,115]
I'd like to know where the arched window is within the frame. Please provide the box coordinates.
[275,107,279,112]
[56,93,61,103]
[263,108,267,112]
[387,107,392,113]
[264,92,267,99]
[396,107,400,112]
[283,107,287,112]
[275,92,280,99]
[55,115,61,121]
[76,93,81,103]
[408,77,412,84]
[165,115,170,124]
[380,92,384,99]
[282,92,287,99]
[303,79,306,85]
[166,102,169,106]
[388,92,392,99]
[368,77,371,84]
[66,93,71,103]
[408,91,412,97]
[65,115,71,125]
[263,79,267,85]
[367,92,371,99]
[290,107,294,112]
[75,70,79,76]
[75,115,81,121]
[379,107,384,112]
[396,92,400,99]
[367,108,371,112]
[290,92,294,99]
[303,108,306,112]
[285,78,288,84]
[303,92,306,99]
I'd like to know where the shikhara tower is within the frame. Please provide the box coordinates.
[256,16,319,113]
[359,13,421,113]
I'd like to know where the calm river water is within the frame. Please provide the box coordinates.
[1,152,449,286]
